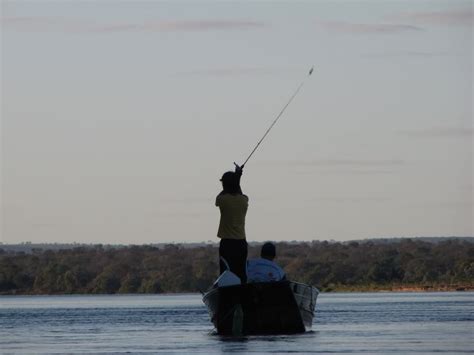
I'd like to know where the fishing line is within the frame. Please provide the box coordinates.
[239,66,314,168]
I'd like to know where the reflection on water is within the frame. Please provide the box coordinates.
[1,292,473,353]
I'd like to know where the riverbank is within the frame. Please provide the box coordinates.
[2,239,473,295]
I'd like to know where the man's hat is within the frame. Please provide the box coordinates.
[220,171,234,182]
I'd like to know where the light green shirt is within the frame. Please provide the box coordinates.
[216,193,249,239]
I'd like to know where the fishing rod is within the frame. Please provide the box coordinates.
[236,66,314,169]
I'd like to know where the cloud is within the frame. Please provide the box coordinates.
[392,8,473,26]
[314,8,471,35]
[398,128,474,138]
[141,20,264,32]
[1,16,265,33]
[317,20,423,34]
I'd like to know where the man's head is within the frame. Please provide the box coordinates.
[261,242,276,261]
[220,171,240,194]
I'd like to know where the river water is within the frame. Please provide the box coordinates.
[1,292,473,354]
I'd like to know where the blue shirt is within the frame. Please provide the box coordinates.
[246,258,286,283]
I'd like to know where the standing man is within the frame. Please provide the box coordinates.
[216,164,248,283]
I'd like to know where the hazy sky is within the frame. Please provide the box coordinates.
[1,0,472,244]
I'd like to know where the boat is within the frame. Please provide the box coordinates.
[202,280,319,335]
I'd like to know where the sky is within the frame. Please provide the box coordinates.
[1,0,473,244]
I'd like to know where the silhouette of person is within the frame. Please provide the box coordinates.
[247,242,286,283]
[216,164,248,283]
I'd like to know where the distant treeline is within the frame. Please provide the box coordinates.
[1,239,473,294]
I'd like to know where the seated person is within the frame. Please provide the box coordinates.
[247,242,286,283]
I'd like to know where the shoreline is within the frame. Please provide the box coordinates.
[2,285,473,296]
[324,285,474,293]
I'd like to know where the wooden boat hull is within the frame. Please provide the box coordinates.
[202,281,318,335]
